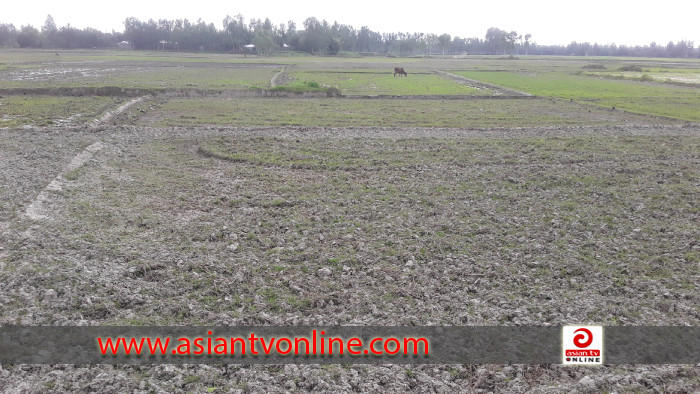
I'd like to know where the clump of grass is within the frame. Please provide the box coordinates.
[269,81,336,94]
[619,65,643,72]
[582,64,606,70]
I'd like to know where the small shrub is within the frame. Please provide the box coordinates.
[582,64,606,70]
[618,65,643,72]
[640,74,654,82]
[304,81,320,88]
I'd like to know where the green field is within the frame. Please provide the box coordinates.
[285,70,493,95]
[2,50,700,123]
[0,95,124,127]
[3,50,699,127]
[454,64,700,121]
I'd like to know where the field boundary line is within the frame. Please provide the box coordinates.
[342,94,539,100]
[437,71,533,97]
[25,141,105,221]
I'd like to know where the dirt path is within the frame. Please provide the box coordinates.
[270,66,287,88]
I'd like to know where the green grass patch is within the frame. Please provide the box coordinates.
[0,95,123,127]
[455,70,700,121]
[284,71,491,95]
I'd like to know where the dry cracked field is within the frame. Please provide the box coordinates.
[0,51,699,392]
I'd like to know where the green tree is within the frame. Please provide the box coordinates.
[484,28,519,55]
[523,33,532,55]
[485,27,506,54]
[327,37,340,55]
[357,26,380,52]
[223,14,249,52]
[301,17,328,53]
[0,23,18,47]
[42,15,59,47]
[58,25,79,48]
[252,28,275,55]
[505,31,519,54]
[425,33,438,54]
[17,25,42,48]
[438,33,451,55]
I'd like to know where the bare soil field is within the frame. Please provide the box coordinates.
[0,51,699,392]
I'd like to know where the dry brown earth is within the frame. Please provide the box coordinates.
[0,119,698,392]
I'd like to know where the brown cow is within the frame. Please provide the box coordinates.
[394,67,407,77]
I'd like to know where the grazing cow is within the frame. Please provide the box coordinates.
[394,67,407,77]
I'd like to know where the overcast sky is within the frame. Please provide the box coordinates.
[3,0,699,46]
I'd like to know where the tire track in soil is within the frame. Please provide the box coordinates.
[4,96,145,246]
[90,96,147,129]
[24,141,105,221]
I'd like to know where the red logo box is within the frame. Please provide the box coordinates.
[562,326,603,365]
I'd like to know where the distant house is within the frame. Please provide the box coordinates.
[158,41,179,51]
[117,41,133,49]
[243,44,256,57]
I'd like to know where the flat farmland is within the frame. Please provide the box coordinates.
[0,63,280,91]
[453,57,700,121]
[0,95,125,127]
[0,50,699,392]
[136,97,661,128]
[282,70,494,95]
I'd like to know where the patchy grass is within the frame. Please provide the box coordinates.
[1,49,700,392]
[136,96,664,128]
[585,68,700,86]
[11,131,694,327]
[455,69,700,121]
[199,134,700,170]
[99,67,278,90]
[0,95,123,127]
[0,65,279,90]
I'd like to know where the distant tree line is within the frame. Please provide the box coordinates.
[0,15,697,59]
[1,15,119,49]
